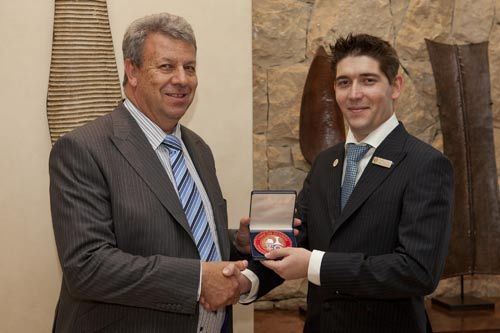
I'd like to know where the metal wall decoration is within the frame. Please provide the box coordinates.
[47,0,122,144]
[299,46,346,164]
[426,40,500,277]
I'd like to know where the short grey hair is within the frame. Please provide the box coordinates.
[122,12,197,85]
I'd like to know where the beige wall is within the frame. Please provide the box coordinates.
[0,1,253,332]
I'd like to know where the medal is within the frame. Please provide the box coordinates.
[253,230,293,255]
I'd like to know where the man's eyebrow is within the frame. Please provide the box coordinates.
[157,56,174,62]
[335,73,381,80]
[157,57,196,65]
[334,75,350,81]
[359,73,381,78]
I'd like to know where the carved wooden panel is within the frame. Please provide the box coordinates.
[47,0,122,144]
[426,40,500,277]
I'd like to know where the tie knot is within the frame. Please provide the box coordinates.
[346,143,370,163]
[163,134,182,152]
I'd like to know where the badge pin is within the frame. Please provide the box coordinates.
[333,159,339,167]
[372,156,393,168]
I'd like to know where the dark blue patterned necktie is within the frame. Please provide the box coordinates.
[163,135,219,261]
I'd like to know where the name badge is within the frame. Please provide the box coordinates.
[372,156,393,168]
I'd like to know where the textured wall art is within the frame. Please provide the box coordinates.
[47,0,122,144]
[426,40,500,277]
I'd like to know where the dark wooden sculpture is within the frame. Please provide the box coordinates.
[426,40,500,278]
[299,46,346,164]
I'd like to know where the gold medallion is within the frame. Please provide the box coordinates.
[253,231,293,255]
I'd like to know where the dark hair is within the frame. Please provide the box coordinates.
[330,34,400,83]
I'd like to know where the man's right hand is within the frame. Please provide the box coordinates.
[200,260,247,311]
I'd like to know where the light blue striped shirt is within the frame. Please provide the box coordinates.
[124,99,224,333]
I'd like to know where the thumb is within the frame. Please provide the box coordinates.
[239,217,250,230]
[264,248,287,260]
[222,263,235,276]
[234,260,248,271]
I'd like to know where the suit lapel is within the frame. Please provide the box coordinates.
[325,146,345,225]
[332,124,409,235]
[180,127,216,202]
[181,126,230,259]
[109,105,194,242]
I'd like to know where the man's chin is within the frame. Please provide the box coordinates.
[163,105,189,119]
[347,122,372,139]
[346,119,367,131]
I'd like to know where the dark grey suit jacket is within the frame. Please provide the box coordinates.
[50,103,233,332]
[253,123,454,333]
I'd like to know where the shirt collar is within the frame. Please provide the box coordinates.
[345,113,399,149]
[123,98,182,150]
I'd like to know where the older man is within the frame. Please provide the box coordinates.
[50,13,249,333]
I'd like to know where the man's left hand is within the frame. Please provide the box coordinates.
[261,247,311,280]
[233,217,251,254]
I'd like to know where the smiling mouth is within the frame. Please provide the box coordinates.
[348,106,369,112]
[165,93,188,98]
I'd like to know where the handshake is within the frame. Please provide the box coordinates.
[199,217,252,311]
[199,216,303,311]
[199,259,250,311]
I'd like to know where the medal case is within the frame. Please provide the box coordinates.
[249,190,297,260]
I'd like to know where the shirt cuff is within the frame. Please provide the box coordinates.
[197,261,202,301]
[308,250,325,286]
[239,269,259,304]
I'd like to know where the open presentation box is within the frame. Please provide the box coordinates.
[249,190,297,260]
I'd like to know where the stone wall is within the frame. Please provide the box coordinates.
[253,0,500,310]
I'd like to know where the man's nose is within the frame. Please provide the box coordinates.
[348,82,362,99]
[172,67,188,85]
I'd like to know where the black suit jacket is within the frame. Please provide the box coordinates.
[254,123,454,333]
[50,103,234,332]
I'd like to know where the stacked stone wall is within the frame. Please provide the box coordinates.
[253,0,500,310]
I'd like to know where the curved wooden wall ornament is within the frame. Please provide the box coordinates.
[47,0,122,144]
[299,46,346,164]
[426,40,500,277]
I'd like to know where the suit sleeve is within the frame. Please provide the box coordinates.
[49,134,200,314]
[319,153,454,298]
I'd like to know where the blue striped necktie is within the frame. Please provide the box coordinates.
[163,134,220,261]
[341,143,371,210]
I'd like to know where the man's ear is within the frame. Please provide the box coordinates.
[124,59,139,87]
[391,74,404,100]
